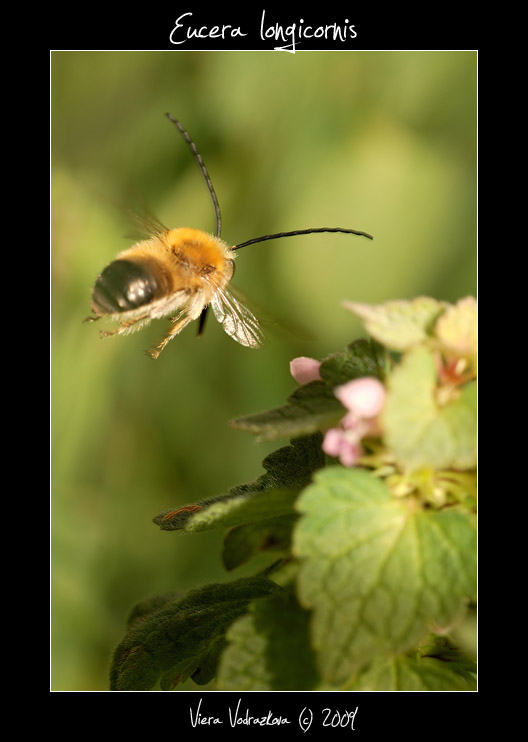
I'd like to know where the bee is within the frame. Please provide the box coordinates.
[87,114,373,359]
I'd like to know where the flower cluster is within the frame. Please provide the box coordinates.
[290,357,386,468]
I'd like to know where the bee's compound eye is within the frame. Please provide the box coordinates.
[92,259,160,314]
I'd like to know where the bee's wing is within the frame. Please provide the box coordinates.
[210,285,264,349]
[124,194,169,241]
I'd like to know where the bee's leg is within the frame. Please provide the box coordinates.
[83,314,100,324]
[100,314,151,337]
[147,315,192,359]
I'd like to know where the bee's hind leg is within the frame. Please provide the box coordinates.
[147,315,193,359]
[100,314,151,338]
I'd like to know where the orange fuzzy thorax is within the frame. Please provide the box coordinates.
[164,228,233,281]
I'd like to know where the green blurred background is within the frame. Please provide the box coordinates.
[51,50,477,691]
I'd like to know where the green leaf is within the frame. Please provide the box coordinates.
[416,633,477,675]
[154,435,324,531]
[293,467,477,684]
[349,655,476,691]
[344,297,446,351]
[450,604,477,660]
[318,339,388,386]
[217,590,320,690]
[188,637,227,686]
[259,433,325,488]
[383,347,477,469]
[126,592,179,627]
[110,576,282,691]
[230,381,344,440]
[222,515,296,570]
[184,489,298,533]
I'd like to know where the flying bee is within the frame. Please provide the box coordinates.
[87,114,373,359]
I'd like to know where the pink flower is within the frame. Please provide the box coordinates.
[290,357,322,385]
[334,378,386,419]
[323,377,386,467]
[322,428,363,467]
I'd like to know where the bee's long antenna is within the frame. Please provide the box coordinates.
[166,113,222,238]
[233,227,373,251]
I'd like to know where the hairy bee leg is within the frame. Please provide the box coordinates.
[83,315,100,324]
[100,314,151,337]
[148,315,193,359]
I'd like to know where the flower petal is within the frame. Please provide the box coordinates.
[290,356,322,385]
[339,440,363,467]
[322,428,362,467]
[322,428,345,457]
[334,377,386,418]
